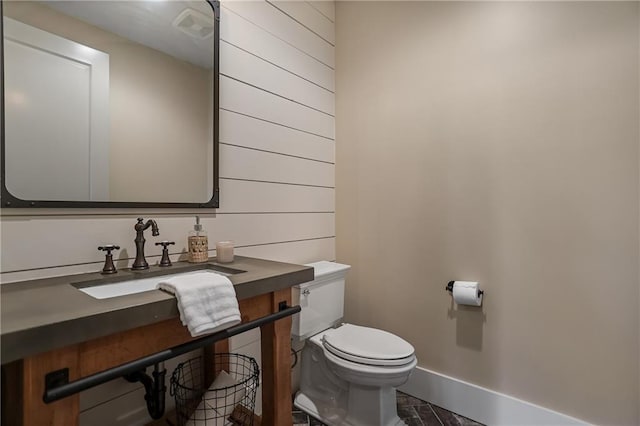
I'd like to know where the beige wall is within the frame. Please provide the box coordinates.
[336,2,639,424]
[4,1,211,202]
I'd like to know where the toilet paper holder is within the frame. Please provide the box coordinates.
[446,281,484,296]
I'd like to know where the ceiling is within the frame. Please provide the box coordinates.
[44,0,215,69]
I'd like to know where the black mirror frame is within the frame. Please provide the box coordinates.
[0,0,220,208]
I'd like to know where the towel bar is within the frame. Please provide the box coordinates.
[42,304,301,403]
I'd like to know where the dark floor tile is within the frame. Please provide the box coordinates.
[403,417,426,426]
[293,391,483,426]
[397,405,425,426]
[430,405,459,426]
[431,405,484,426]
[452,412,484,426]
[292,410,310,426]
[397,390,430,407]
[414,404,444,426]
[308,415,327,426]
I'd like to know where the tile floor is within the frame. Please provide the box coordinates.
[292,391,484,426]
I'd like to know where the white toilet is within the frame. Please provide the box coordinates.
[293,261,417,426]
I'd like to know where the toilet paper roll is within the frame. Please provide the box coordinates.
[452,281,483,306]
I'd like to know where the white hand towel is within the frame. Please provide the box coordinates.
[157,271,241,337]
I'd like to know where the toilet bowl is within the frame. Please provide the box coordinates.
[293,262,417,426]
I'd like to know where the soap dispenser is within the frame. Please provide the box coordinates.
[188,216,208,263]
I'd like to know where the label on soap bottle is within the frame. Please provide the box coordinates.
[188,235,209,263]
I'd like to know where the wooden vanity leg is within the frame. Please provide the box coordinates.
[2,360,24,425]
[204,339,230,385]
[260,289,293,426]
[21,346,81,426]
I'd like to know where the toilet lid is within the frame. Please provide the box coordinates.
[322,324,415,367]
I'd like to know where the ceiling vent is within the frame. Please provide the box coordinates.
[172,8,214,40]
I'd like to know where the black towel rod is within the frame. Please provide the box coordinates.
[43,304,301,404]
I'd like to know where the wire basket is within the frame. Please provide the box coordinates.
[170,353,259,426]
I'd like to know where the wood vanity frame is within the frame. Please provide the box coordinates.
[1,258,311,426]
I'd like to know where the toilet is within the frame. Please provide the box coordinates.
[293,261,417,426]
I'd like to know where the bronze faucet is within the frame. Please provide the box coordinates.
[132,218,160,270]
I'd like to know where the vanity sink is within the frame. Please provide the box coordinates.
[1,256,314,426]
[74,264,245,300]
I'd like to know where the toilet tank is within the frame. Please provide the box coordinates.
[292,261,351,340]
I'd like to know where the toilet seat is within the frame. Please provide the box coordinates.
[322,324,415,367]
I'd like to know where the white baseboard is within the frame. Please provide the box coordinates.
[399,366,589,426]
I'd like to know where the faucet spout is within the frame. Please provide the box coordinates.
[149,220,160,237]
[132,218,160,270]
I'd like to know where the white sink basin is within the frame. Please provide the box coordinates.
[76,269,235,300]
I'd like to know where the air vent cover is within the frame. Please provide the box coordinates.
[172,8,214,40]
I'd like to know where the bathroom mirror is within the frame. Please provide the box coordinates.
[0,0,219,208]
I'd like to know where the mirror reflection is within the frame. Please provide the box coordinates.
[2,0,217,204]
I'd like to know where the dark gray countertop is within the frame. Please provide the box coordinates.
[1,256,313,364]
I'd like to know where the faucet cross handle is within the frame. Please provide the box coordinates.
[98,245,120,274]
[98,245,120,255]
[155,241,175,267]
[155,241,175,248]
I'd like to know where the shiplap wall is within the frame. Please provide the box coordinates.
[0,1,335,424]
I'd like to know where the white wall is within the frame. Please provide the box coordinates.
[0,1,335,424]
